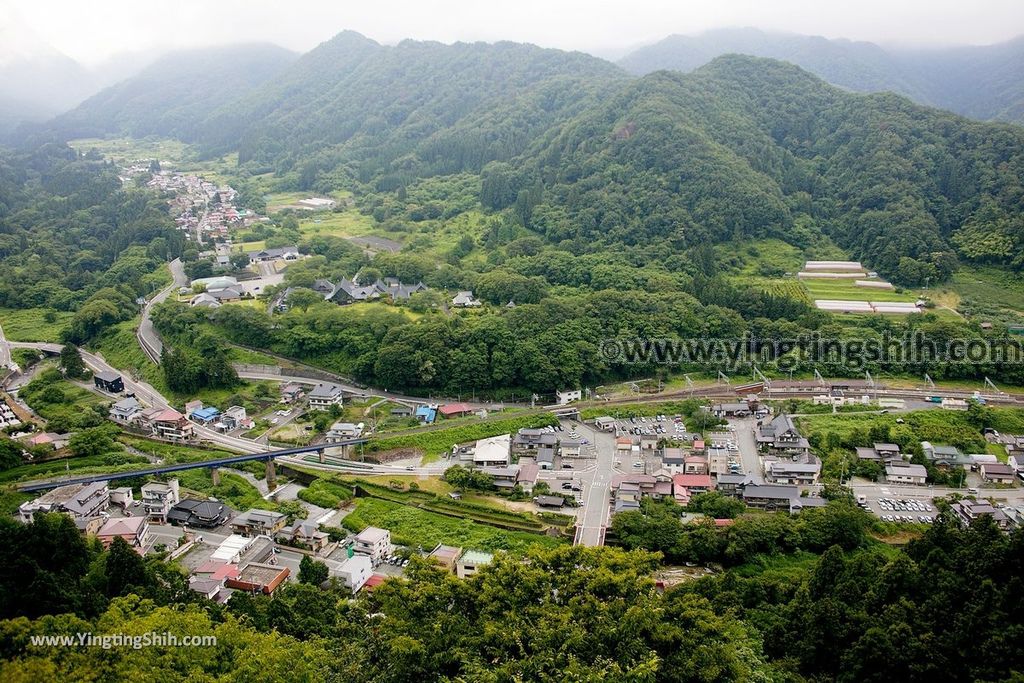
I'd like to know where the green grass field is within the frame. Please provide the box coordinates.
[0,308,73,342]
[341,497,564,553]
[366,413,559,463]
[801,278,917,303]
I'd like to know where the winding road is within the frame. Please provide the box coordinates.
[138,258,188,362]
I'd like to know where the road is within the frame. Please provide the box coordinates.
[732,417,765,482]
[10,340,268,455]
[138,258,188,362]
[0,320,10,371]
[569,421,615,546]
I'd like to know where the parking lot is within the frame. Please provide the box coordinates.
[602,414,694,440]
[861,495,938,523]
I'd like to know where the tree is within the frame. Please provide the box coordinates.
[59,343,88,379]
[230,252,252,270]
[298,555,329,585]
[104,536,149,597]
[68,426,119,457]
[286,288,323,311]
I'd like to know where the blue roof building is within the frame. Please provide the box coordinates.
[414,405,437,424]
[191,406,221,424]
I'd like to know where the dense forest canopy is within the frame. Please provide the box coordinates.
[0,143,183,340]
[1,510,1021,682]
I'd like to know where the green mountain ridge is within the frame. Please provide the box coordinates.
[619,28,1024,125]
[27,33,1024,279]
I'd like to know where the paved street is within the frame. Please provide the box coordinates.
[569,421,616,546]
[732,417,765,482]
[137,258,187,361]
[0,321,10,371]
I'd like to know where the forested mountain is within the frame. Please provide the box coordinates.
[0,143,183,340]
[35,44,297,143]
[198,32,626,183]
[619,28,1024,125]
[508,55,1024,279]
[34,33,1024,279]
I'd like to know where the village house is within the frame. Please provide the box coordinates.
[560,439,584,458]
[109,397,142,423]
[109,487,134,508]
[756,414,811,457]
[216,406,252,432]
[513,428,558,452]
[190,405,220,425]
[951,498,1009,529]
[922,442,972,470]
[226,563,290,596]
[167,499,231,528]
[556,389,582,405]
[230,509,287,536]
[334,554,373,594]
[96,516,150,550]
[247,246,300,263]
[325,421,365,442]
[439,402,474,419]
[980,462,1016,485]
[764,458,822,486]
[307,383,344,410]
[456,550,494,579]
[147,408,194,442]
[415,405,438,423]
[885,463,928,486]
[280,383,305,404]
[141,479,180,522]
[93,371,124,394]
[428,544,463,572]
[712,401,750,418]
[470,434,512,468]
[451,291,482,307]
[277,520,329,552]
[19,482,110,523]
[354,526,392,564]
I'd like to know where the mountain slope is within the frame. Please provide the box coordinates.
[41,43,297,142]
[619,28,1024,124]
[512,55,1024,279]
[198,32,627,183]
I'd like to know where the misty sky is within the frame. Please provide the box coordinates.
[6,0,1024,65]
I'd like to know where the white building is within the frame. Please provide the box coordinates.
[326,422,364,442]
[307,383,344,410]
[556,389,582,405]
[886,463,928,486]
[452,291,482,307]
[334,554,373,594]
[472,434,511,468]
[141,479,180,522]
[353,526,392,564]
[456,550,494,579]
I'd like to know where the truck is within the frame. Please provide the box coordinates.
[856,494,868,507]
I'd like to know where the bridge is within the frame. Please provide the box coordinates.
[16,438,369,493]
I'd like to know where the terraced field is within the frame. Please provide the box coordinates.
[802,278,918,303]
